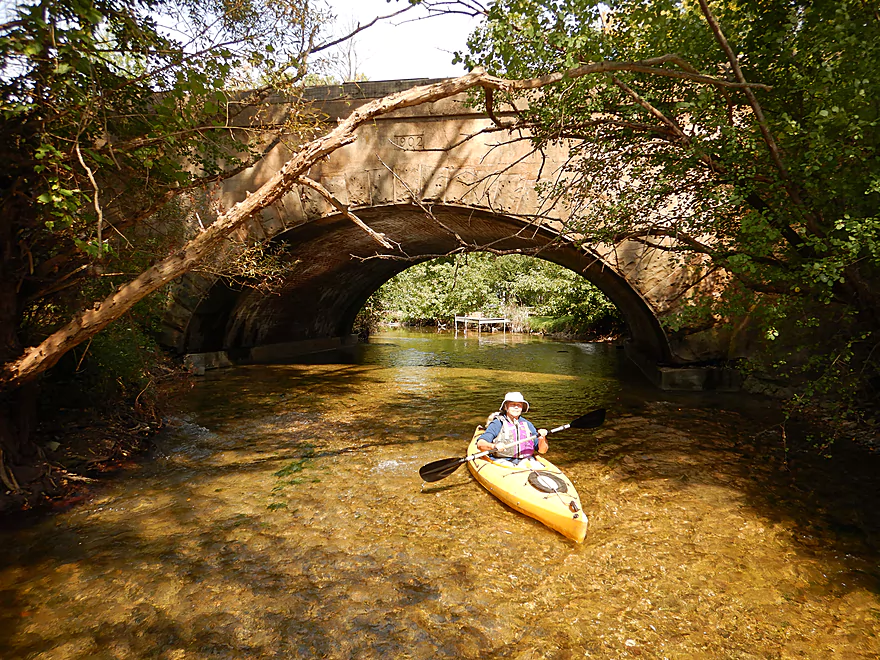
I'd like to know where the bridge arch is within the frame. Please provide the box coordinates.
[161,79,741,389]
[178,203,672,363]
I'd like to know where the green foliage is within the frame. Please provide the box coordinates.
[353,290,386,337]
[78,309,162,396]
[459,0,880,429]
[40,288,172,408]
[0,0,343,417]
[535,269,620,331]
[1,0,332,340]
[367,253,621,335]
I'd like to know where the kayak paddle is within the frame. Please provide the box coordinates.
[418,408,606,483]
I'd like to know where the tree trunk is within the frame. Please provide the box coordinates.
[0,188,40,494]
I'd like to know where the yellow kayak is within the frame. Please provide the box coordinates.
[466,426,588,543]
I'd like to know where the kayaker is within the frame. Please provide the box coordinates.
[476,391,548,465]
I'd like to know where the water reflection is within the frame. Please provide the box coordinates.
[0,330,878,658]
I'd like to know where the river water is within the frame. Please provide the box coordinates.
[1,330,879,659]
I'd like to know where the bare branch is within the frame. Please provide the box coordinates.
[74,143,104,257]
[499,55,772,92]
[611,75,730,180]
[296,176,397,250]
[311,5,418,55]
[418,1,490,18]
[351,243,553,264]
[484,88,515,129]
[374,155,473,250]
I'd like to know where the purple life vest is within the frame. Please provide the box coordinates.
[494,416,535,459]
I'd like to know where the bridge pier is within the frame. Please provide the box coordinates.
[625,346,742,391]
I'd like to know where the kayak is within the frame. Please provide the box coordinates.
[466,426,589,543]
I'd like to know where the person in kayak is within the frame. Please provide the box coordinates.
[476,391,548,466]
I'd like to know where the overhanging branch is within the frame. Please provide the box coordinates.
[296,176,397,250]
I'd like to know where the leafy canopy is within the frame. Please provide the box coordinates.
[0,0,334,352]
[457,0,880,420]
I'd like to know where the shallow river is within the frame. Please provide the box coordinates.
[1,331,879,659]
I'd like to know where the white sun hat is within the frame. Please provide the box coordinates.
[499,391,529,413]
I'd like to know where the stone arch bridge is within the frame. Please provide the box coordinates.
[161,79,741,390]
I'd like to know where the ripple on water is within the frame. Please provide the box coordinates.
[0,332,879,658]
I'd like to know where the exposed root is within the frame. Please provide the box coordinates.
[0,448,21,493]
[57,472,98,483]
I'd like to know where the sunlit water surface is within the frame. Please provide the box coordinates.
[1,331,879,658]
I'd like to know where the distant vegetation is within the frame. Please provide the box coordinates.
[359,253,622,338]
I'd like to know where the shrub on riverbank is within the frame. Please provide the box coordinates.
[528,315,622,341]
[0,297,184,514]
[364,253,623,338]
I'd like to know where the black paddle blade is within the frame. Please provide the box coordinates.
[569,408,606,429]
[419,456,467,482]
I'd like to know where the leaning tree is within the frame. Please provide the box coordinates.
[0,0,792,489]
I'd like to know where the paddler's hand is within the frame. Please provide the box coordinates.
[476,440,496,452]
[537,429,549,454]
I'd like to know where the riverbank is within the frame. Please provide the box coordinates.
[0,369,191,517]
[0,406,161,517]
